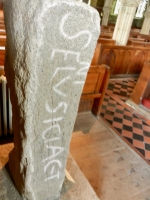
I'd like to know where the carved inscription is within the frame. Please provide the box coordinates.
[42,13,93,182]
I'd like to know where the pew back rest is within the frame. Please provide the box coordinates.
[92,44,150,76]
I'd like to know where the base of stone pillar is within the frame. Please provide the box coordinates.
[0,166,22,200]
[61,169,75,196]
[0,153,99,200]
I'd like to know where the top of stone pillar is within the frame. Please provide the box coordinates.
[120,0,141,7]
[104,0,114,8]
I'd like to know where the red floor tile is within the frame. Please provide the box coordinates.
[143,125,150,132]
[144,136,150,144]
[107,106,116,112]
[112,121,123,129]
[123,119,133,127]
[114,113,124,119]
[113,89,120,93]
[122,130,133,138]
[104,114,114,121]
[109,99,116,104]
[124,110,133,117]
[133,140,144,149]
[133,127,143,136]
[116,105,124,110]
[132,117,143,124]
[145,150,150,160]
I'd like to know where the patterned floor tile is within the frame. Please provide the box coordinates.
[100,78,150,164]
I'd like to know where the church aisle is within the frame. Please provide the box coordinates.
[100,78,150,164]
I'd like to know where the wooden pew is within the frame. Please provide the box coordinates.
[0,49,5,76]
[99,31,112,39]
[78,64,111,115]
[78,42,111,115]
[137,34,150,41]
[101,25,114,32]
[91,43,101,65]
[0,32,6,75]
[98,38,115,45]
[127,40,150,48]
[129,29,140,38]
[0,30,6,36]
[92,43,150,76]
[0,39,6,46]
[128,38,145,43]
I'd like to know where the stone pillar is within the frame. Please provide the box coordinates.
[3,0,100,200]
[141,7,150,35]
[101,0,114,26]
[113,0,140,45]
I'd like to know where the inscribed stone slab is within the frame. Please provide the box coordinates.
[4,0,100,199]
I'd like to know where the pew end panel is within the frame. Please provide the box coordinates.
[130,62,150,105]
[91,43,101,65]
[92,64,111,116]
[78,64,111,115]
[0,49,5,76]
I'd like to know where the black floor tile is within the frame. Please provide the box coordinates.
[133,122,142,129]
[123,124,133,132]
[124,137,133,145]
[145,143,150,151]
[114,117,123,123]
[133,133,144,141]
[136,147,145,157]
[143,131,150,137]
[116,109,124,114]
[124,115,132,121]
[105,110,114,115]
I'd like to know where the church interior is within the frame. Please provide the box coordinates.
[0,0,150,199]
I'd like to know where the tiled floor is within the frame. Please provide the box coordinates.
[72,78,150,199]
[100,78,150,164]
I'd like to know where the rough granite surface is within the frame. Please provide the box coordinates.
[0,153,99,200]
[3,0,100,199]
